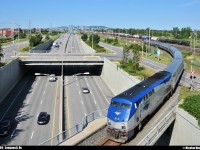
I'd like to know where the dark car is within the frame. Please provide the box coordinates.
[37,112,48,125]
[82,87,90,94]
[0,118,12,136]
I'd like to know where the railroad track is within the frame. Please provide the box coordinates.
[98,138,125,146]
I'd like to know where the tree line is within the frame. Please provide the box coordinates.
[96,27,199,39]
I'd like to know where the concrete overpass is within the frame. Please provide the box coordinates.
[12,53,104,65]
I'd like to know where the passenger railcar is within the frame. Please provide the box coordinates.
[106,40,184,143]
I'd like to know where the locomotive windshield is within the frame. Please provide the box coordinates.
[111,101,120,107]
[120,103,131,109]
[111,101,131,109]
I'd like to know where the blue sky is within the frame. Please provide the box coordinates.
[0,0,199,30]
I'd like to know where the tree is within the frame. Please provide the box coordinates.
[122,44,141,72]
[172,27,179,38]
[113,37,119,45]
[29,34,43,47]
[45,34,50,40]
[122,44,130,64]
[89,34,100,45]
[81,34,88,41]
[129,44,141,72]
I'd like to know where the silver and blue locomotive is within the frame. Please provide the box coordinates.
[106,40,184,143]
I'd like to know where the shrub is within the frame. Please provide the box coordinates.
[179,94,200,126]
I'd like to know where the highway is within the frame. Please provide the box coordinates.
[0,66,61,145]
[63,34,114,134]
[0,34,65,145]
[1,41,29,62]
[0,33,114,145]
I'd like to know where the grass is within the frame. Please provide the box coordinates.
[115,60,156,79]
[178,88,200,126]
[178,86,200,101]
[50,34,61,41]
[1,38,28,46]
[18,46,30,53]
[0,62,7,67]
[85,41,109,53]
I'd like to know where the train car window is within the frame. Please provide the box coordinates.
[120,103,131,109]
[111,101,120,107]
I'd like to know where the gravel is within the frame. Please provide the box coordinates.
[77,126,107,146]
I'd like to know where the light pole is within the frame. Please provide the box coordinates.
[92,28,93,49]
[126,29,127,45]
[148,27,151,56]
[141,42,144,57]
[64,72,90,86]
[17,24,20,50]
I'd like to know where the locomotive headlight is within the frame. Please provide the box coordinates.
[122,123,126,129]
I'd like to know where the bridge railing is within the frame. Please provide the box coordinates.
[137,106,176,145]
[38,108,108,145]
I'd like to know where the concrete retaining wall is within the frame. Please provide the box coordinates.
[170,107,200,145]
[0,58,28,104]
[101,57,141,95]
[29,40,53,53]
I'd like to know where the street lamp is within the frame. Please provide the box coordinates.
[92,28,94,49]
[126,29,127,45]
[17,24,20,50]
[64,72,90,86]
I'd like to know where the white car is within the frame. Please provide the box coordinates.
[49,77,56,82]
[82,87,90,94]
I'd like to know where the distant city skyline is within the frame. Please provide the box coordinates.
[0,0,200,30]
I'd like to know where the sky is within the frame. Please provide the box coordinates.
[0,0,200,30]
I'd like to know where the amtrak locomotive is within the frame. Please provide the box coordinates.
[106,40,184,143]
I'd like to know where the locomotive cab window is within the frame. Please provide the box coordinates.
[111,101,120,107]
[120,103,131,109]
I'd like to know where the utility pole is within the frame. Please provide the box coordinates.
[12,22,14,44]
[126,29,127,45]
[92,27,93,49]
[148,27,150,56]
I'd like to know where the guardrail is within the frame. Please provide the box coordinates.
[38,108,108,145]
[137,106,176,145]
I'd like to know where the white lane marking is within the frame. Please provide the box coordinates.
[85,113,87,116]
[1,78,30,121]
[94,100,97,105]
[81,100,83,105]
[90,91,93,95]
[41,100,43,104]
[31,131,34,139]
[36,82,38,86]
[79,91,81,94]
[46,83,47,87]
[27,99,30,105]
[43,91,45,94]
[37,113,39,117]
[94,78,110,104]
